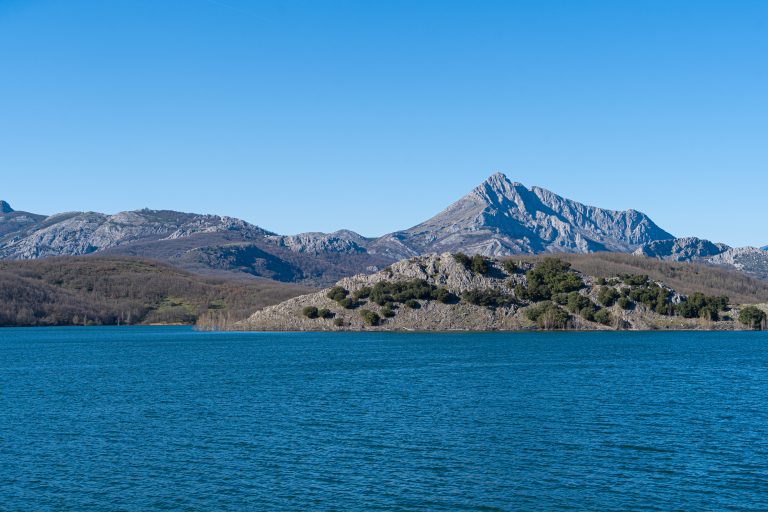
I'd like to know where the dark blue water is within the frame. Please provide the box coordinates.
[2,328,768,510]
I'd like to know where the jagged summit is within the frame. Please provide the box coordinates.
[0,200,14,213]
[367,173,674,258]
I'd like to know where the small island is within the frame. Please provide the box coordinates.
[234,253,768,332]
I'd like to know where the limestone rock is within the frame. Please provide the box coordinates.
[634,237,730,261]
[368,173,673,257]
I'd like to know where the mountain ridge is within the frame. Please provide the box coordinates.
[367,173,673,259]
[1,173,758,285]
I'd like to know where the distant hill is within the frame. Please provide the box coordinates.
[633,237,768,282]
[0,174,677,285]
[0,257,310,327]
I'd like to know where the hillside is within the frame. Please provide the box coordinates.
[518,252,768,305]
[0,257,310,327]
[237,253,768,332]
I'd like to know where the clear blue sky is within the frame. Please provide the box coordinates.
[1,0,765,246]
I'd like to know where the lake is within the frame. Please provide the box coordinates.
[2,327,768,510]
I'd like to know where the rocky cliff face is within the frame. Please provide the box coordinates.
[265,230,371,255]
[0,209,271,259]
[368,173,673,258]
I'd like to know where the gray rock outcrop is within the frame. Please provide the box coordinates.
[633,237,730,261]
[707,247,768,281]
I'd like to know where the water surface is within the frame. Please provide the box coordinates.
[2,327,768,510]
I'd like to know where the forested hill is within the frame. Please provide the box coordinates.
[0,257,310,327]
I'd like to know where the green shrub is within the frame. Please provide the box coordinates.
[318,308,334,319]
[369,279,445,306]
[381,307,396,318]
[453,253,490,275]
[352,287,372,301]
[360,309,381,326]
[674,292,728,321]
[597,286,620,307]
[453,253,471,268]
[593,308,612,325]
[525,301,569,329]
[432,287,457,304]
[302,306,318,319]
[580,307,595,322]
[502,260,518,274]
[333,317,345,327]
[629,283,671,314]
[518,258,584,301]
[461,288,516,308]
[327,286,349,302]
[514,284,529,301]
[622,274,650,286]
[564,292,594,315]
[739,306,766,330]
[470,255,489,275]
[596,277,607,286]
[404,299,421,309]
[338,298,359,309]
[618,296,632,310]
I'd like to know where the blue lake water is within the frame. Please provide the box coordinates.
[2,327,768,511]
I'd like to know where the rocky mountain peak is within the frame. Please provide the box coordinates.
[470,173,528,207]
[0,200,14,213]
[479,172,524,191]
[369,172,674,258]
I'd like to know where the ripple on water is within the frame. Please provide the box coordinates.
[1,327,768,510]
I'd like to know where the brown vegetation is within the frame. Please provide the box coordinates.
[513,253,768,305]
[0,257,310,327]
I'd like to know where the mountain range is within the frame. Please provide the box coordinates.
[1,173,765,285]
